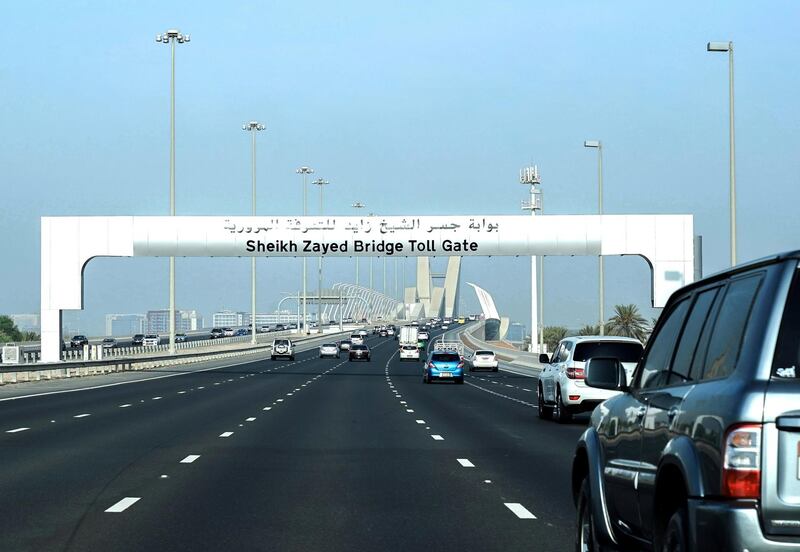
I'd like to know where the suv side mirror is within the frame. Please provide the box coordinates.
[538,353,550,364]
[585,357,628,392]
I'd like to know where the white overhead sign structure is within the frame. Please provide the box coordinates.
[40,214,693,362]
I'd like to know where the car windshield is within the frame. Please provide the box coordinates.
[476,350,494,356]
[432,353,460,362]
[322,343,336,348]
[145,335,157,339]
[573,342,643,363]
[351,345,367,351]
[402,345,417,351]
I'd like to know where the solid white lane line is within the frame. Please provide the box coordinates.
[105,497,141,513]
[180,455,201,464]
[431,434,444,441]
[457,458,475,468]
[219,431,234,438]
[119,404,132,408]
[263,407,272,411]
[505,503,537,519]
[6,427,30,433]
[74,413,91,418]
[245,417,256,422]
[415,419,425,424]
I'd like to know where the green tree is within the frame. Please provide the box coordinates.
[606,304,649,342]
[578,324,600,336]
[543,326,569,352]
[0,316,23,343]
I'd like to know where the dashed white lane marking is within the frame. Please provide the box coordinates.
[180,455,201,463]
[263,407,272,411]
[245,417,256,422]
[152,396,163,400]
[105,497,141,513]
[198,386,205,390]
[400,401,407,404]
[415,420,425,424]
[178,391,186,394]
[286,393,293,396]
[74,413,91,418]
[522,388,532,392]
[457,458,475,467]
[406,409,415,413]
[505,385,514,388]
[119,404,132,408]
[6,427,30,433]
[219,431,234,438]
[431,434,444,441]
[465,381,538,409]
[505,503,537,519]
[277,399,284,402]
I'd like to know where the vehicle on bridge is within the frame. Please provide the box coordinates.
[348,344,371,362]
[469,350,498,372]
[270,339,294,361]
[338,339,352,351]
[573,251,800,552]
[101,337,116,350]
[223,328,235,337]
[537,336,643,423]
[70,335,88,348]
[318,343,340,359]
[210,328,224,339]
[400,344,420,362]
[423,349,465,384]
[175,333,188,342]
[142,334,160,347]
[131,333,144,346]
[350,333,364,346]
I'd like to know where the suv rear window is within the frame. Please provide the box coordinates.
[432,353,460,362]
[274,340,289,346]
[773,267,800,379]
[475,350,494,356]
[573,342,642,363]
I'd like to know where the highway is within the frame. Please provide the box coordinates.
[0,327,586,551]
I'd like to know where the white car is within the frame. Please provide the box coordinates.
[386,327,395,336]
[319,343,340,359]
[223,327,235,337]
[537,336,643,423]
[143,334,160,347]
[441,324,449,330]
[350,334,364,346]
[469,350,498,372]
[358,329,368,338]
[271,339,295,361]
[399,344,420,361]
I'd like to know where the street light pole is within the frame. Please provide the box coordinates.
[351,201,365,285]
[707,41,737,266]
[296,167,314,334]
[368,213,375,291]
[243,121,265,344]
[313,178,329,334]
[155,29,189,355]
[584,140,604,335]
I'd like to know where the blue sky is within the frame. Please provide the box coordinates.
[2,1,799,335]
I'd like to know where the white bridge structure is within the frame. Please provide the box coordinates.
[40,213,694,362]
[326,284,402,321]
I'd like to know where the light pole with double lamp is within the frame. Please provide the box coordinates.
[707,41,737,266]
[312,178,329,333]
[351,201,365,285]
[243,121,265,343]
[155,29,190,354]
[296,167,314,334]
[584,140,605,335]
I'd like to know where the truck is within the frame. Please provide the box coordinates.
[399,326,420,361]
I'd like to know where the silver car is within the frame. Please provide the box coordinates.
[573,250,800,551]
[319,343,340,359]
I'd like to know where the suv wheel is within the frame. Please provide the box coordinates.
[538,386,552,420]
[553,388,572,423]
[575,478,600,552]
[658,506,688,552]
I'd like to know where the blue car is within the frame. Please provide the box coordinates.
[423,350,464,384]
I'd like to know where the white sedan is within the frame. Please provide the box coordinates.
[470,350,498,372]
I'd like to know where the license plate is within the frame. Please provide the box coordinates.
[439,372,452,378]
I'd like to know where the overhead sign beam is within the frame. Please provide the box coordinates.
[40,214,693,362]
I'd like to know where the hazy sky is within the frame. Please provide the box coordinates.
[2,1,799,335]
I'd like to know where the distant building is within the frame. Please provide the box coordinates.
[212,311,247,328]
[105,314,146,336]
[8,314,40,332]
[146,310,201,333]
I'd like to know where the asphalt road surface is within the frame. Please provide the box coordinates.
[0,329,587,551]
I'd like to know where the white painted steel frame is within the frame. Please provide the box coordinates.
[40,214,693,362]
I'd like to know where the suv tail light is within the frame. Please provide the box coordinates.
[566,367,585,379]
[722,424,762,499]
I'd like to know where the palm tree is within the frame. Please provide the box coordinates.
[606,304,649,342]
[578,324,600,336]
[543,326,569,352]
